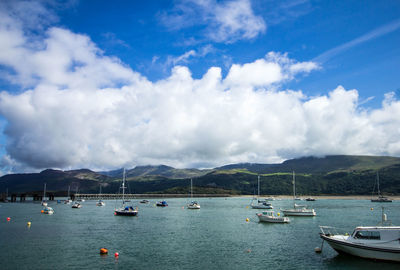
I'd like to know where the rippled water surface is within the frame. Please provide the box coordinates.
[1,198,399,269]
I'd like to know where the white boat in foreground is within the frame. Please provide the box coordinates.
[256,211,290,223]
[319,209,400,262]
[282,172,315,216]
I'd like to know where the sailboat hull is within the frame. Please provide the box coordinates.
[115,210,138,216]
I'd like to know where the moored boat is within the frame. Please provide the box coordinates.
[256,211,290,223]
[187,178,200,209]
[72,202,82,208]
[96,200,106,206]
[156,201,168,207]
[371,172,392,202]
[140,199,149,204]
[282,172,316,216]
[114,168,138,216]
[250,175,273,209]
[42,206,54,215]
[319,209,400,262]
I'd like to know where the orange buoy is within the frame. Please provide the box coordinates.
[6,217,11,221]
[100,248,108,255]
[114,252,119,258]
[41,210,44,213]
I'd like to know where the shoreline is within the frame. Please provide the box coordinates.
[235,195,399,200]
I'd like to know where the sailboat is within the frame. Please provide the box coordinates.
[250,175,273,209]
[282,172,316,216]
[187,178,200,209]
[114,168,138,216]
[96,185,106,206]
[371,172,392,202]
[64,185,72,204]
[41,183,48,206]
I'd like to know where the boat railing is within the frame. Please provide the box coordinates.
[319,226,349,238]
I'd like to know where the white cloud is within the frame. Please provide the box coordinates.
[160,0,266,43]
[0,5,400,173]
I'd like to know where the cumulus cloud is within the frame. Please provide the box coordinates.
[159,0,266,43]
[0,3,400,173]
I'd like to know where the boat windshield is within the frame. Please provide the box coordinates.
[353,230,381,240]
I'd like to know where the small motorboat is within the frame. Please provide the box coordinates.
[72,202,82,208]
[306,197,316,201]
[187,201,200,209]
[319,207,400,262]
[41,201,48,206]
[156,201,168,207]
[42,206,54,215]
[96,200,106,206]
[140,199,149,204]
[282,204,316,216]
[256,211,290,223]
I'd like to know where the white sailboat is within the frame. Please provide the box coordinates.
[96,185,106,206]
[41,183,48,206]
[250,175,273,209]
[187,178,200,209]
[371,172,392,202]
[114,168,138,216]
[282,172,316,216]
[64,185,72,204]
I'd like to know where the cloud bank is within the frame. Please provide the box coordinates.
[0,2,400,173]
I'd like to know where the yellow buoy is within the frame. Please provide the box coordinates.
[371,208,373,211]
[277,212,280,216]
[100,248,108,255]
[246,206,249,209]
[246,218,249,222]
[27,222,31,226]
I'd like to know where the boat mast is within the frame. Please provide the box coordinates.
[377,171,380,197]
[190,178,193,199]
[258,175,260,199]
[122,168,126,206]
[43,183,46,201]
[293,172,296,200]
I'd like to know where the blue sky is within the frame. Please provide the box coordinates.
[0,0,400,174]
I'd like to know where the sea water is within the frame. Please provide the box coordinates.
[0,198,399,269]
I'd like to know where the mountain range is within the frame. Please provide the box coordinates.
[1,155,400,196]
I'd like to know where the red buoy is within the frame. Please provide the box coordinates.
[6,217,11,221]
[114,252,119,258]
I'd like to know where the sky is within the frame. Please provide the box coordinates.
[0,0,400,174]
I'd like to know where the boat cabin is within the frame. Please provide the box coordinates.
[351,227,400,244]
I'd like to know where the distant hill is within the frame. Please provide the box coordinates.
[1,155,400,196]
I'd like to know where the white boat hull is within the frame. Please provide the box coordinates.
[257,213,290,223]
[321,234,400,262]
[187,204,200,209]
[282,209,316,216]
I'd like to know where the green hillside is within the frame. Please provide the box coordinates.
[1,155,400,196]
